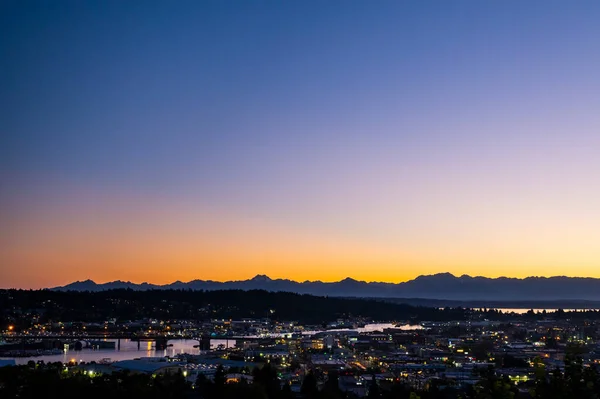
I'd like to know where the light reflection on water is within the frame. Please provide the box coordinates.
[1,323,415,365]
[300,322,423,336]
[490,308,600,314]
[1,339,204,365]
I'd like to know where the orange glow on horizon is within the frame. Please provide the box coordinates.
[2,190,600,289]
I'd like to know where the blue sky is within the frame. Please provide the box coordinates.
[2,1,600,287]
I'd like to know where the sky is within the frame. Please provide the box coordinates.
[2,1,600,289]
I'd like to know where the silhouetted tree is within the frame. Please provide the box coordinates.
[301,371,319,399]
[368,374,380,398]
[323,370,342,399]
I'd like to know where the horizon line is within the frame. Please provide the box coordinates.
[14,272,600,290]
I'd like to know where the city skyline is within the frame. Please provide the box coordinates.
[2,1,600,289]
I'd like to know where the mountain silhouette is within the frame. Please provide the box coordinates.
[50,273,600,301]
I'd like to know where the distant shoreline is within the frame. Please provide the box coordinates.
[371,297,600,309]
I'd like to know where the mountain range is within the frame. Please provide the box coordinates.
[51,273,600,301]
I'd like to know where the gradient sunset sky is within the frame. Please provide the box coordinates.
[2,1,600,289]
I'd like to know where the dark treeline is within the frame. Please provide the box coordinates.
[3,289,600,329]
[3,357,600,399]
[1,289,467,327]
[0,363,189,399]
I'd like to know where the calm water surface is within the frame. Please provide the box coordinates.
[489,308,600,314]
[1,323,415,365]
[1,339,206,365]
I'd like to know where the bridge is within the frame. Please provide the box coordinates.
[1,333,274,351]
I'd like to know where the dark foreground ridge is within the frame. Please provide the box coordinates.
[0,288,462,326]
[51,273,600,301]
[3,288,600,328]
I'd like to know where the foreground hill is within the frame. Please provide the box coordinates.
[1,289,468,325]
[52,273,600,301]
